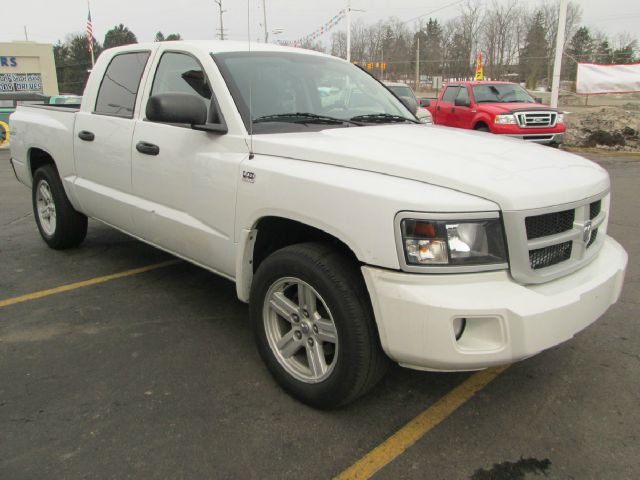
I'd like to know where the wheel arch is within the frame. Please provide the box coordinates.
[473,119,491,131]
[235,215,363,303]
[28,147,58,178]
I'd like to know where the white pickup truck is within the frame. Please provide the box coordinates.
[9,41,628,408]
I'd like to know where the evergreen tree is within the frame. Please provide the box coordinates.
[54,34,102,94]
[519,11,548,89]
[594,40,613,64]
[566,26,593,80]
[423,18,443,76]
[612,41,638,64]
[103,24,138,49]
[155,32,182,42]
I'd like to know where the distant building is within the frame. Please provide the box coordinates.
[0,41,59,98]
[0,42,59,146]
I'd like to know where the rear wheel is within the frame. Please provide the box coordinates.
[250,242,388,409]
[32,165,87,249]
[475,124,490,132]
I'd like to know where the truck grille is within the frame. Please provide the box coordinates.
[503,194,608,284]
[530,242,572,270]
[525,209,575,240]
[515,111,558,128]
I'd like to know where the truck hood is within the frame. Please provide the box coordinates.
[480,102,556,114]
[251,124,609,211]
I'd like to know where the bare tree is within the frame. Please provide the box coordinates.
[481,0,520,80]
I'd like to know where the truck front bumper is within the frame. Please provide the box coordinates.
[362,236,627,372]
[504,133,564,145]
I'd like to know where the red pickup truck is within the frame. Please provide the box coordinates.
[421,81,565,147]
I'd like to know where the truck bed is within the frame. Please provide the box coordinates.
[9,104,78,189]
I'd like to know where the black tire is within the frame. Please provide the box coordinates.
[250,242,388,409]
[32,164,87,249]
[475,125,490,132]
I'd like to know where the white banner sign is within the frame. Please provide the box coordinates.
[576,62,640,95]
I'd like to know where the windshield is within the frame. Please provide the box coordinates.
[472,84,534,104]
[213,52,416,133]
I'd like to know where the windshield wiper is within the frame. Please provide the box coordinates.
[349,113,418,124]
[253,113,361,126]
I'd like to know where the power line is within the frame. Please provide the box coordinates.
[402,0,467,25]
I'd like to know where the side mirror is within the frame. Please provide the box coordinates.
[146,93,227,133]
[535,97,543,104]
[420,98,431,107]
[454,98,471,107]
[147,93,208,125]
[400,95,419,114]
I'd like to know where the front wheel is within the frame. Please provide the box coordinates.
[250,242,388,409]
[32,165,88,249]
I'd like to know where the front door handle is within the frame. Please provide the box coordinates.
[451,107,456,113]
[436,106,441,112]
[78,130,95,141]
[136,141,160,156]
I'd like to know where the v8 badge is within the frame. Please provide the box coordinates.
[242,171,256,183]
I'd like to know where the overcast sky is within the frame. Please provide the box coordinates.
[3,0,639,47]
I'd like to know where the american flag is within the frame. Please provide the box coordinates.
[87,7,94,54]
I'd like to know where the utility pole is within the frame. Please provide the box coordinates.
[214,0,226,40]
[262,0,268,43]
[23,26,29,41]
[345,1,364,62]
[346,0,351,62]
[550,0,568,108]
[415,37,420,91]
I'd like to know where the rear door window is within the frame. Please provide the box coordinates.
[441,86,460,103]
[456,86,470,105]
[94,51,150,118]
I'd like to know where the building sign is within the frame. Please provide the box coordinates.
[0,56,18,67]
[0,73,43,93]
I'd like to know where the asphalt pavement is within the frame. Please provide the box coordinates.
[1,149,638,479]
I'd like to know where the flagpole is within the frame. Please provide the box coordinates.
[88,0,95,67]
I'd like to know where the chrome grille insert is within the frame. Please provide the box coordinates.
[515,111,558,128]
[587,228,598,248]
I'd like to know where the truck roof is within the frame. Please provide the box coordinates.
[448,80,518,86]
[105,40,336,59]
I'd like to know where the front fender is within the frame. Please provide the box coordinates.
[233,154,499,294]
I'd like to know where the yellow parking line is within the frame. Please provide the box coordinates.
[0,259,181,308]
[334,365,510,480]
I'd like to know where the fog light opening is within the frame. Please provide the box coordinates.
[453,317,467,341]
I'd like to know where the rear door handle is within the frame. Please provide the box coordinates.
[136,141,160,156]
[436,106,440,111]
[78,130,95,141]
[451,108,456,113]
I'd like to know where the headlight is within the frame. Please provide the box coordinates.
[398,216,508,270]
[419,117,433,124]
[557,113,565,124]
[494,114,517,125]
